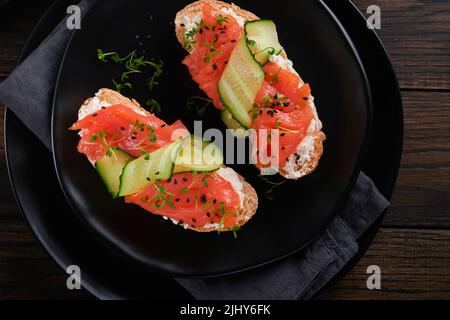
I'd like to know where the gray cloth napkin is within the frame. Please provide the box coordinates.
[0,0,94,149]
[0,0,390,300]
[177,172,388,299]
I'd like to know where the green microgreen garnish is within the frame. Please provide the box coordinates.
[151,184,175,209]
[187,96,213,117]
[247,39,256,47]
[183,19,205,50]
[258,175,286,200]
[201,173,211,187]
[146,99,162,114]
[275,119,281,129]
[96,48,164,112]
[216,14,229,25]
[203,45,222,64]
[254,46,276,56]
[231,226,240,239]
[179,187,190,195]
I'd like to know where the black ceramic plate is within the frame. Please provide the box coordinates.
[5,0,402,298]
[52,0,372,277]
[4,0,191,299]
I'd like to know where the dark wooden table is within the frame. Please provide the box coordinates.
[0,0,449,300]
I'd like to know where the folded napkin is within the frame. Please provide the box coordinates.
[0,0,389,300]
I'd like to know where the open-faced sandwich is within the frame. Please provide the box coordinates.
[70,88,258,233]
[176,0,325,179]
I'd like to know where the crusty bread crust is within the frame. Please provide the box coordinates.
[78,88,258,233]
[175,0,325,180]
[186,173,258,232]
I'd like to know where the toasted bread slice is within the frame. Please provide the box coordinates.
[77,88,258,232]
[175,0,325,180]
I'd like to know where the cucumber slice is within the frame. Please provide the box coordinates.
[218,36,265,129]
[221,109,249,138]
[245,20,283,65]
[118,139,184,197]
[95,148,134,198]
[173,136,224,173]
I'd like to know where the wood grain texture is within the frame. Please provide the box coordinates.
[354,0,450,90]
[383,91,450,228]
[0,0,449,299]
[319,229,450,299]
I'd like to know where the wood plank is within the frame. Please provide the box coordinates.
[320,228,450,299]
[353,0,450,90]
[383,91,450,228]
[0,0,52,80]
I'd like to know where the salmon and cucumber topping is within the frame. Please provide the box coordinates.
[176,0,325,179]
[70,89,257,233]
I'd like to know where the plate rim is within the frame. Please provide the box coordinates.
[50,0,373,277]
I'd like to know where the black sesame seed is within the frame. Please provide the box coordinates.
[207,212,211,217]
[92,113,98,117]
[174,179,178,185]
[281,133,286,137]
[131,136,137,140]
[212,64,218,70]
[281,146,286,150]
[101,106,106,109]
[160,124,166,128]
[186,198,190,203]
[120,127,126,131]
[200,194,207,203]
[231,39,236,43]
[146,177,151,181]
[180,23,185,27]
[303,97,308,100]
[175,198,180,202]
[167,178,172,183]
[213,199,217,204]
[192,218,197,223]
[283,102,290,107]
[182,177,188,182]
[286,158,289,162]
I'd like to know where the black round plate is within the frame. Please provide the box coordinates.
[4,0,192,299]
[52,0,372,277]
[5,0,402,299]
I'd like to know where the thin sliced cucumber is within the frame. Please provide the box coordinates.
[221,109,249,138]
[245,20,283,65]
[218,36,265,129]
[95,148,134,198]
[118,139,184,197]
[173,136,224,173]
